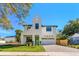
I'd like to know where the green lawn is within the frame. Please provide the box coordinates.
[0,45,45,52]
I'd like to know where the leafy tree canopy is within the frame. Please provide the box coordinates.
[62,18,79,36]
[0,3,32,30]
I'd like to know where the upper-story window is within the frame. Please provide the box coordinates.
[35,23,39,29]
[46,26,51,32]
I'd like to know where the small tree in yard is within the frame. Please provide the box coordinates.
[56,31,68,45]
[56,33,68,40]
[56,30,68,40]
[15,30,22,43]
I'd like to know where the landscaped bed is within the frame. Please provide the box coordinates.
[0,45,45,52]
[68,45,79,49]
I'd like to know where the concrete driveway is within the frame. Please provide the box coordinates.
[43,45,79,52]
[41,45,79,56]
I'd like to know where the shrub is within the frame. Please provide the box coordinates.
[56,33,68,40]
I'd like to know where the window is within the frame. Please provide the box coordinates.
[46,26,51,31]
[35,23,39,29]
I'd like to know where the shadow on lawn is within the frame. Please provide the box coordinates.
[0,44,20,49]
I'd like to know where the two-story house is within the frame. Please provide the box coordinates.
[20,16,57,45]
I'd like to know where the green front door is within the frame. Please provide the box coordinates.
[35,35,39,45]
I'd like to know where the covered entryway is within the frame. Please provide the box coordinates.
[26,35,33,46]
[41,38,56,45]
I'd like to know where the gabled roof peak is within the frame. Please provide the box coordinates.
[33,15,41,22]
[33,15,41,20]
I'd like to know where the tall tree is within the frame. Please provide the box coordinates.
[62,18,79,36]
[0,3,32,29]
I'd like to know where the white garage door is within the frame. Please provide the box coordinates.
[41,39,56,45]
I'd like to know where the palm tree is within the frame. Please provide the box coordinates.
[15,30,22,42]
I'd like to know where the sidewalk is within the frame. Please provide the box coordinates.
[0,52,79,56]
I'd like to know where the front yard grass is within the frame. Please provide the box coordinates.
[0,45,45,52]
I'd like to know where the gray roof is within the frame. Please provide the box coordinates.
[41,25,58,27]
[71,33,79,37]
[5,36,15,38]
[23,24,58,27]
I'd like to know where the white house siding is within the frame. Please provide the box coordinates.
[21,26,57,45]
[20,16,57,45]
[41,27,56,38]
[41,27,56,45]
[4,37,16,43]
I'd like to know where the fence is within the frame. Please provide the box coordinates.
[56,39,68,46]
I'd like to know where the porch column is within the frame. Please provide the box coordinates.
[54,36,56,45]
[20,33,24,44]
[53,33,56,45]
[52,27,57,45]
[53,32,56,45]
[32,35,35,46]
[20,33,26,45]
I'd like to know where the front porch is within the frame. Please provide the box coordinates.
[21,35,41,45]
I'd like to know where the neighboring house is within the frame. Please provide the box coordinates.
[0,38,6,44]
[21,16,57,45]
[69,33,79,44]
[4,36,16,43]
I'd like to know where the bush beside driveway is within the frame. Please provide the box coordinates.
[68,45,79,49]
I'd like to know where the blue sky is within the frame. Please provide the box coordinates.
[0,3,79,37]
